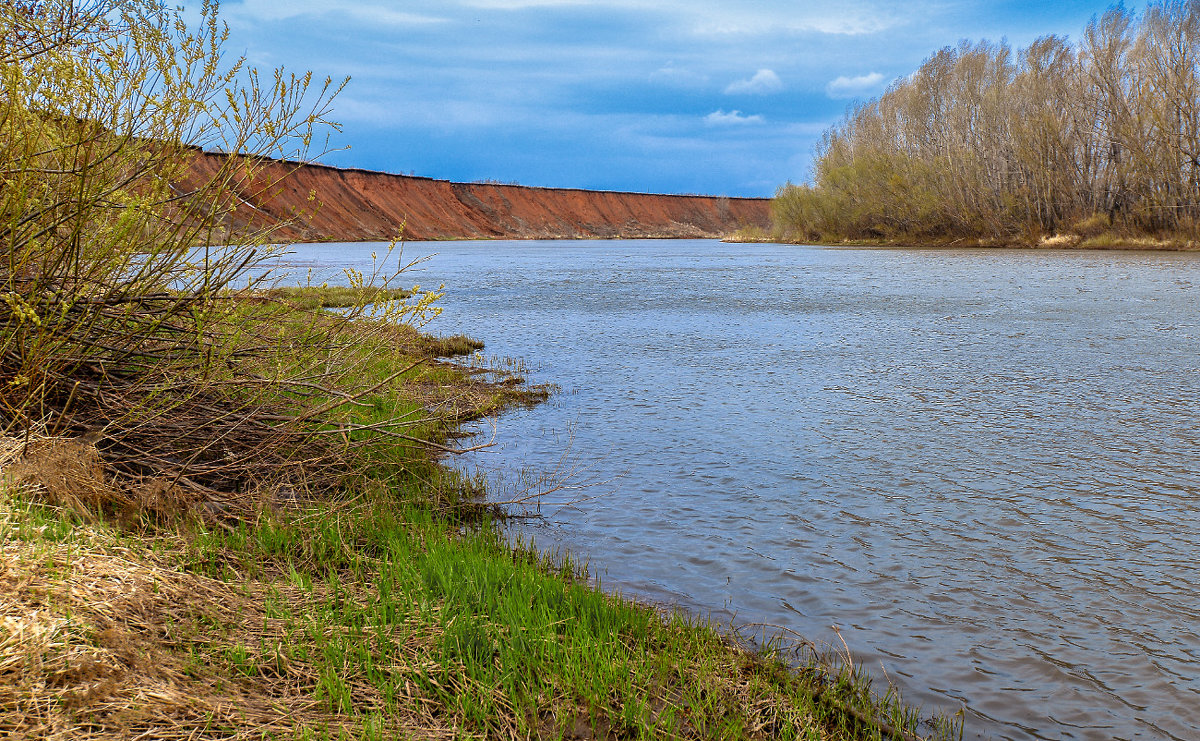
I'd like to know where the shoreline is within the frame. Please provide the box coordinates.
[725,230,1200,251]
[1,289,958,740]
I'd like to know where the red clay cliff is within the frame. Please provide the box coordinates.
[180,151,771,242]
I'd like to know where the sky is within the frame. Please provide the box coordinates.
[215,0,1127,197]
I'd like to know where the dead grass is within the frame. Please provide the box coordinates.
[722,225,775,243]
[1,504,323,739]
[0,434,288,529]
[1038,233,1082,248]
[1077,232,1196,250]
[0,466,464,740]
[2,436,112,517]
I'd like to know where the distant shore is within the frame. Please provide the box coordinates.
[179,150,773,243]
[725,226,1200,251]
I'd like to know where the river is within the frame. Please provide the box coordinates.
[282,239,1200,740]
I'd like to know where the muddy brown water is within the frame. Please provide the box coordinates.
[285,239,1200,740]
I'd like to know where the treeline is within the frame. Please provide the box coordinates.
[775,2,1200,246]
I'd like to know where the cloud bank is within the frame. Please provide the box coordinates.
[214,0,1110,195]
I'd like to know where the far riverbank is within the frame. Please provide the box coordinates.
[725,226,1200,251]
[177,150,772,242]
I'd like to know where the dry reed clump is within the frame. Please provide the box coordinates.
[0,434,284,526]
[0,436,111,517]
[1038,233,1082,248]
[1070,213,1111,239]
[0,281,364,502]
[0,490,461,740]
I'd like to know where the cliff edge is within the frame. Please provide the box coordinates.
[181,151,772,242]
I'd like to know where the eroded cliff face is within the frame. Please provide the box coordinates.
[180,151,771,242]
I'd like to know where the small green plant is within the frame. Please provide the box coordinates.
[262,285,413,311]
[0,1,482,513]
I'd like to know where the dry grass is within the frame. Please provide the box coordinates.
[0,439,461,740]
[2,436,113,516]
[1,533,312,739]
[1077,232,1195,250]
[722,225,775,243]
[1038,233,1082,248]
[2,505,308,738]
[0,432,291,528]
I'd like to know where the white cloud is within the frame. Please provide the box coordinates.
[353,7,448,25]
[704,109,764,126]
[724,68,783,95]
[460,0,594,6]
[825,71,885,98]
[228,1,445,26]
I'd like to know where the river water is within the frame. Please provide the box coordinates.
[284,239,1200,740]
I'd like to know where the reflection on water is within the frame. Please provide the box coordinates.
[283,240,1200,740]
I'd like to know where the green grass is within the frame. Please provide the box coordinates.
[175,481,954,739]
[2,466,957,740]
[263,285,414,310]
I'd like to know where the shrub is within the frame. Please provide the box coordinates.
[0,1,432,503]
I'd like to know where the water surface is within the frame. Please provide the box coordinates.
[284,239,1200,740]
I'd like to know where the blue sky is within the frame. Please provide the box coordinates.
[217,0,1124,197]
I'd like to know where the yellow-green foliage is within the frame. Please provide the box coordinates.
[265,285,413,311]
[0,2,460,495]
[776,3,1200,245]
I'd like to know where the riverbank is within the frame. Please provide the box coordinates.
[726,225,1200,250]
[0,288,954,740]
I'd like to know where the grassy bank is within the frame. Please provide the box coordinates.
[0,288,956,740]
